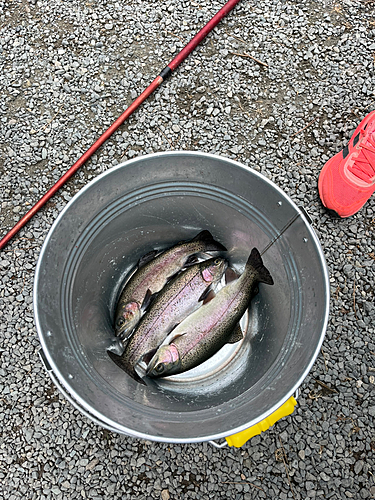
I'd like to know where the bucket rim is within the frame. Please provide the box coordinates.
[34,151,330,443]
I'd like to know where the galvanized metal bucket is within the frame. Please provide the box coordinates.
[34,151,330,446]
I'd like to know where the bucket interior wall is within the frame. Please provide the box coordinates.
[34,152,329,442]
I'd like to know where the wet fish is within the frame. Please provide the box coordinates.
[109,256,228,383]
[146,248,274,378]
[114,230,227,341]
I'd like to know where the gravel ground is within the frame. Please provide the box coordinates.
[1,0,375,498]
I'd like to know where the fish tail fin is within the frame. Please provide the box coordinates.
[227,323,244,344]
[107,350,146,385]
[247,248,274,285]
[192,230,227,252]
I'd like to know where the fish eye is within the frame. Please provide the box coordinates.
[155,363,165,374]
[214,258,221,265]
[117,318,125,327]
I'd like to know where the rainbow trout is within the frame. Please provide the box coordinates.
[146,248,274,379]
[109,256,228,383]
[114,230,226,341]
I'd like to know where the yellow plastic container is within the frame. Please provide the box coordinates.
[225,396,297,448]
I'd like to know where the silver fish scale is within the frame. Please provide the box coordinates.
[114,230,226,336]
[171,265,260,373]
[120,257,227,377]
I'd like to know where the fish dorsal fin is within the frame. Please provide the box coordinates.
[192,230,213,242]
[247,248,274,285]
[225,267,240,283]
[141,289,156,310]
[226,324,244,344]
[138,250,159,268]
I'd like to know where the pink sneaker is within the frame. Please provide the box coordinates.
[318,110,375,217]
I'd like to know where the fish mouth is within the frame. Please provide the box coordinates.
[114,310,141,341]
[107,338,126,356]
[146,344,181,378]
[134,360,148,380]
[116,323,136,343]
[145,357,157,377]
[114,302,141,338]
[145,350,159,376]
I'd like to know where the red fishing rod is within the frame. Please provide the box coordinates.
[0,0,242,251]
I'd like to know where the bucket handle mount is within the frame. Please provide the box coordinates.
[209,390,299,449]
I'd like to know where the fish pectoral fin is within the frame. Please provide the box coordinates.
[107,351,146,385]
[165,270,181,284]
[138,249,159,268]
[225,267,240,283]
[226,324,244,344]
[198,286,213,303]
[160,328,185,347]
[171,332,188,342]
[201,288,216,304]
[184,254,199,267]
[141,289,156,310]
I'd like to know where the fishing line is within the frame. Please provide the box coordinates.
[260,212,301,257]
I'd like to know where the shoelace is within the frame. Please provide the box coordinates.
[350,127,375,183]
